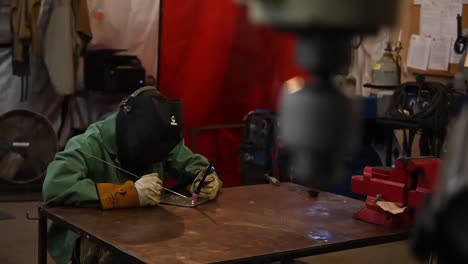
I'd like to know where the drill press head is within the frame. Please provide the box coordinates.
[239,0,400,186]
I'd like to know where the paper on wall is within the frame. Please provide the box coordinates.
[415,0,438,4]
[449,0,463,5]
[414,0,429,4]
[440,0,463,38]
[421,0,462,8]
[407,35,433,70]
[420,4,442,37]
[419,0,462,38]
[428,37,451,70]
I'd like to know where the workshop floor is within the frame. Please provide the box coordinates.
[0,201,420,264]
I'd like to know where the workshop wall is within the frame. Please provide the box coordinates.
[159,0,306,186]
[396,0,451,85]
[354,0,451,96]
[0,0,161,143]
[393,0,452,157]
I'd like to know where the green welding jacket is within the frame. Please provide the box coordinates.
[42,113,211,264]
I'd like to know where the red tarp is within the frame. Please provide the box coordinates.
[160,0,306,186]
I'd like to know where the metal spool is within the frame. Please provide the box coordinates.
[0,110,58,184]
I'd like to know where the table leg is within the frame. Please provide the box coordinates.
[38,208,47,264]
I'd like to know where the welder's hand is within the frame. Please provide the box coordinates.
[190,173,221,200]
[135,173,162,206]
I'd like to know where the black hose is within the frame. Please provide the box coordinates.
[385,81,454,157]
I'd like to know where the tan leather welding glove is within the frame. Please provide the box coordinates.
[189,173,221,200]
[96,173,162,209]
[134,173,162,206]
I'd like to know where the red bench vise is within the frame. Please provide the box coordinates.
[351,157,441,228]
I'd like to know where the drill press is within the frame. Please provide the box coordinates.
[238,0,400,187]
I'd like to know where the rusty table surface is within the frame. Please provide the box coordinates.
[39,183,408,263]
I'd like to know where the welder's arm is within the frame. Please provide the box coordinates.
[42,138,140,209]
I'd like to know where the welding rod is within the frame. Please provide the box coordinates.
[77,149,188,199]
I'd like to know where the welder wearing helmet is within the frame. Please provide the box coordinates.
[42,86,221,264]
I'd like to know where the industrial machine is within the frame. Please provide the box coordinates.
[238,0,400,187]
[240,110,277,185]
[351,157,441,228]
[84,49,146,94]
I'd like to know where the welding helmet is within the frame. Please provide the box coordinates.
[116,87,183,175]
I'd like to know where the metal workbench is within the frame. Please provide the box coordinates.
[38,183,407,263]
